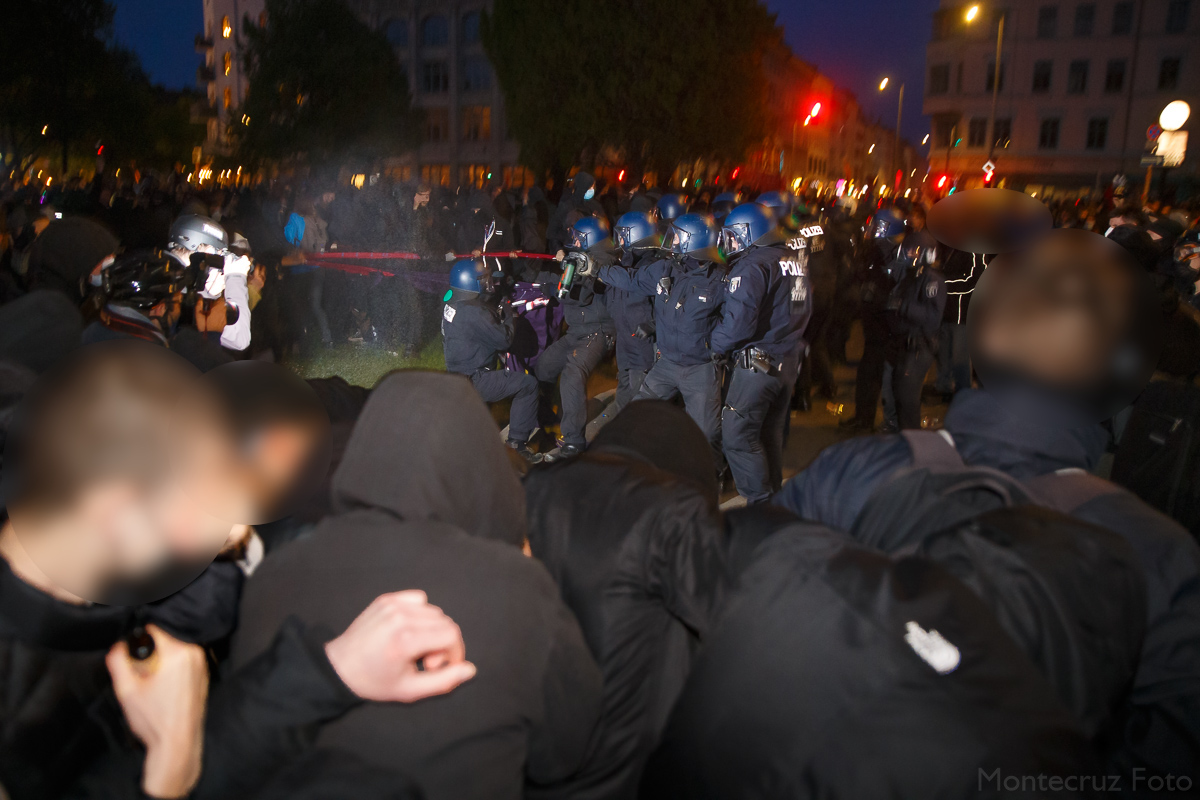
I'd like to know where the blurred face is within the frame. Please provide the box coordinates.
[972,234,1135,387]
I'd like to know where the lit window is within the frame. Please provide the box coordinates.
[223,51,232,76]
[223,87,232,109]
[461,106,491,142]
[222,15,232,38]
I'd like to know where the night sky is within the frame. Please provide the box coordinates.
[109,0,937,142]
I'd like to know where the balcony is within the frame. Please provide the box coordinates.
[195,34,213,54]
[197,65,216,83]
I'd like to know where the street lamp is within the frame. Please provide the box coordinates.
[879,76,904,192]
[1160,100,1191,131]
[966,4,1006,168]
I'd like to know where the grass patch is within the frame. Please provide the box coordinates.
[286,341,446,388]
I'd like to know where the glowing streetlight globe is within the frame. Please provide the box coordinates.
[966,5,981,22]
[879,77,889,91]
[1159,101,1191,132]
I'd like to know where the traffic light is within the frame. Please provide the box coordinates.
[981,159,995,186]
[731,167,741,180]
[810,102,821,118]
[617,169,626,182]
[936,174,948,190]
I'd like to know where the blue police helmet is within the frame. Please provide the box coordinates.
[711,192,739,222]
[721,203,777,257]
[613,211,658,249]
[569,216,611,250]
[448,258,485,293]
[756,191,793,216]
[664,213,721,260]
[657,194,688,224]
[870,207,907,241]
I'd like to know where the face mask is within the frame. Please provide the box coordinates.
[584,187,595,200]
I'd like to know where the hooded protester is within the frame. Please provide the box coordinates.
[523,401,727,799]
[640,525,1100,799]
[231,371,603,800]
[25,215,118,306]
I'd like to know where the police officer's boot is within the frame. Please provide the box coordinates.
[507,439,544,465]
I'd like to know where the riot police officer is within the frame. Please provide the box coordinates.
[656,194,688,231]
[711,192,739,224]
[441,258,542,463]
[881,205,945,431]
[840,206,906,432]
[606,212,659,407]
[598,213,727,459]
[711,203,812,504]
[535,216,616,459]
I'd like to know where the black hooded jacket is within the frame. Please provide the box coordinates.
[640,525,1100,799]
[523,402,727,799]
[231,372,602,800]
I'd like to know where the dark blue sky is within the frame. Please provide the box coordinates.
[110,0,936,140]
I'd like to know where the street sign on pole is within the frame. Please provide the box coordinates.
[1140,154,1165,167]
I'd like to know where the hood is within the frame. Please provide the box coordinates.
[526,187,546,206]
[331,371,526,546]
[572,172,596,203]
[944,388,1108,478]
[591,399,718,508]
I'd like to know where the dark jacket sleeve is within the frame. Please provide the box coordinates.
[771,435,913,530]
[899,268,946,336]
[191,617,362,800]
[597,259,665,296]
[525,569,604,796]
[645,496,729,637]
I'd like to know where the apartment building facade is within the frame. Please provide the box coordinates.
[923,0,1198,196]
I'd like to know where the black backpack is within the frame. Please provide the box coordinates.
[1111,379,1200,538]
[849,431,1146,741]
[850,430,1121,553]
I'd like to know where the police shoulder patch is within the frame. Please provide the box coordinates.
[730,276,742,293]
[925,282,938,298]
[443,304,456,322]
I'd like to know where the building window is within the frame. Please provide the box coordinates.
[1105,59,1126,92]
[461,105,492,141]
[1166,0,1190,32]
[1086,117,1109,149]
[1032,60,1053,93]
[461,164,490,188]
[1037,5,1058,37]
[985,61,1006,92]
[420,15,449,46]
[384,18,409,47]
[993,118,1012,148]
[1039,117,1061,149]
[461,56,491,92]
[223,86,232,109]
[221,15,232,38]
[421,164,451,187]
[1074,3,1095,35]
[934,118,957,148]
[928,63,950,95]
[1158,57,1181,89]
[955,62,964,93]
[1112,1,1134,33]
[1067,59,1089,93]
[421,61,449,93]
[461,10,482,44]
[424,108,449,142]
[223,51,232,76]
[968,117,988,147]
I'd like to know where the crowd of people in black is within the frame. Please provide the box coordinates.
[0,165,1199,800]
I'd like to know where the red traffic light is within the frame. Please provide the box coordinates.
[617,169,626,182]
[731,167,741,180]
[936,175,948,189]
[810,102,822,117]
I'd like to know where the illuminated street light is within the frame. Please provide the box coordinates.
[878,77,889,91]
[868,143,876,154]
[1160,100,1191,132]
[922,134,930,144]
[966,5,980,21]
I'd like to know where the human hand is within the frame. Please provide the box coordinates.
[107,626,208,799]
[223,253,252,278]
[325,590,475,703]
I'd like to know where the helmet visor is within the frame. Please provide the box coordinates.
[664,225,692,254]
[720,223,751,256]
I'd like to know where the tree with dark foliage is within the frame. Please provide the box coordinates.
[236,0,421,167]
[483,0,779,177]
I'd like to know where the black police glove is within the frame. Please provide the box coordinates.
[634,322,656,340]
